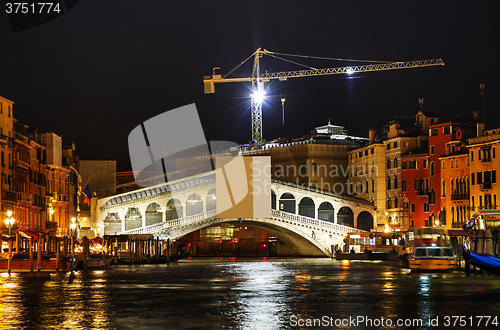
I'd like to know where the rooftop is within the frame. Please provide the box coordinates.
[431,115,478,127]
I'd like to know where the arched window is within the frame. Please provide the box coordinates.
[166,199,183,220]
[393,157,398,168]
[279,192,296,214]
[145,203,162,226]
[442,179,446,197]
[206,189,216,212]
[186,194,203,216]
[430,162,435,176]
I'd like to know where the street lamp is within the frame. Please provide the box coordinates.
[4,210,15,236]
[70,217,77,237]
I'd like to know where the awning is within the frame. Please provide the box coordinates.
[19,231,42,239]
[1,234,16,241]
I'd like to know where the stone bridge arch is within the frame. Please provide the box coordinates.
[97,173,376,250]
[165,217,344,256]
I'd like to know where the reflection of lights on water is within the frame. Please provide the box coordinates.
[226,262,293,329]
[416,275,433,320]
[341,260,350,268]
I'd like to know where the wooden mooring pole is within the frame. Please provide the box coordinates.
[166,238,170,264]
[37,238,42,272]
[29,237,34,272]
[7,241,12,274]
[56,239,61,271]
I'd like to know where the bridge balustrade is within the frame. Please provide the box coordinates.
[123,210,217,235]
[271,210,360,234]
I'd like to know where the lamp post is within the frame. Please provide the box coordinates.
[4,210,15,236]
[70,217,77,237]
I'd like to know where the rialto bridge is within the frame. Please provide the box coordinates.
[95,172,377,256]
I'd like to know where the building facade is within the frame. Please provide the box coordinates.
[0,96,15,227]
[383,125,422,230]
[427,116,477,226]
[439,149,470,229]
[401,147,430,227]
[348,138,386,229]
[468,128,499,215]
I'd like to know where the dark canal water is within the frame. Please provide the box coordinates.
[1,258,499,329]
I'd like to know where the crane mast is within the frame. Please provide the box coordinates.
[251,49,264,143]
[204,48,444,144]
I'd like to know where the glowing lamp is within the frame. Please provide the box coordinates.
[251,90,265,103]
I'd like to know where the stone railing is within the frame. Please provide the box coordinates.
[271,209,361,234]
[121,210,217,235]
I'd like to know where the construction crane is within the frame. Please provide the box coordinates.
[203,48,444,144]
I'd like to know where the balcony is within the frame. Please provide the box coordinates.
[45,221,58,229]
[481,182,492,190]
[0,134,7,145]
[417,189,429,197]
[451,221,465,229]
[16,192,32,202]
[451,193,469,201]
[1,190,16,202]
[16,160,29,169]
[479,204,498,210]
[481,157,492,163]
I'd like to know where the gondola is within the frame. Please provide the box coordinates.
[463,248,500,276]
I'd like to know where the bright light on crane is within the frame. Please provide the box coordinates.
[251,90,265,103]
[346,68,353,74]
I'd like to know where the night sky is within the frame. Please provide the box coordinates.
[0,1,498,163]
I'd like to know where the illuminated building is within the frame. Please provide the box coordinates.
[12,123,47,231]
[245,120,367,191]
[468,124,500,217]
[348,129,386,229]
[439,148,470,229]
[0,96,15,226]
[379,111,436,230]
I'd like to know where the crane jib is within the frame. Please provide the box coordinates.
[203,49,444,144]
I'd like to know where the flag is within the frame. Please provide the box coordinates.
[82,184,91,206]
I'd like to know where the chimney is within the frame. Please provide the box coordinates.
[473,111,479,119]
[477,122,485,137]
[369,128,375,144]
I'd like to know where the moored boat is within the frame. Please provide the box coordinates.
[86,254,114,269]
[463,249,500,276]
[408,227,459,272]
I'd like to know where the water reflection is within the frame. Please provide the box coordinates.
[0,259,499,329]
[224,261,294,329]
